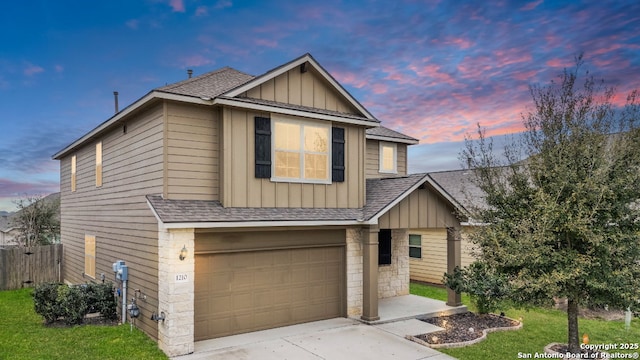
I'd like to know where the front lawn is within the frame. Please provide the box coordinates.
[410,282,640,360]
[0,288,168,360]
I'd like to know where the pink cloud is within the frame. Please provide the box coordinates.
[446,37,474,49]
[520,0,543,11]
[24,64,44,76]
[54,65,64,73]
[371,83,388,95]
[512,70,538,81]
[546,58,571,68]
[169,0,185,12]
[333,70,369,89]
[494,49,532,67]
[408,63,456,85]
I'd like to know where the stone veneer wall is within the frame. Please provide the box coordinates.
[378,229,409,298]
[346,227,363,316]
[157,228,195,357]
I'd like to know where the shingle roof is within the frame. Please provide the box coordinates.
[366,126,418,143]
[363,174,428,220]
[427,169,486,212]
[156,67,255,99]
[146,174,431,224]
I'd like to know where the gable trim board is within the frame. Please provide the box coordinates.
[366,134,418,145]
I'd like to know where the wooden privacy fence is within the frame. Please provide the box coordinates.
[0,244,63,290]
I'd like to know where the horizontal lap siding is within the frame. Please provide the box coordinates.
[409,229,447,284]
[60,103,164,339]
[223,108,365,208]
[409,228,476,284]
[166,102,219,200]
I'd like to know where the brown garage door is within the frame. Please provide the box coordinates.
[194,246,345,340]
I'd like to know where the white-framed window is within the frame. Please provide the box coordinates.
[379,141,397,173]
[409,234,422,259]
[84,234,96,278]
[272,116,331,184]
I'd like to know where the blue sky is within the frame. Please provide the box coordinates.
[0,0,638,211]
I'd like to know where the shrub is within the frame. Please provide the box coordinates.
[443,261,511,314]
[58,285,88,325]
[33,282,64,324]
[33,282,118,325]
[84,282,117,321]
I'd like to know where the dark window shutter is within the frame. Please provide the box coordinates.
[332,127,345,182]
[255,116,271,178]
[378,229,392,265]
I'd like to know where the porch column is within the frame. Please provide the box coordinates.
[158,227,195,357]
[446,226,462,306]
[361,225,380,321]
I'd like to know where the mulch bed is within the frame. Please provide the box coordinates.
[548,343,608,359]
[44,313,119,328]
[416,312,519,344]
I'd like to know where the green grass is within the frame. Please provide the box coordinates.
[410,282,640,360]
[0,288,168,360]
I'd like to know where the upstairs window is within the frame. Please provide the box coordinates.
[71,155,77,192]
[379,142,397,174]
[96,142,102,187]
[272,117,330,184]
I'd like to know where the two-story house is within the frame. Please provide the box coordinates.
[53,53,464,357]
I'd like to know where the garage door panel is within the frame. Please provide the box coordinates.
[195,245,345,340]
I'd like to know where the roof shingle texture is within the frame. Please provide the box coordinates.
[147,174,429,224]
[156,67,255,99]
[366,126,418,142]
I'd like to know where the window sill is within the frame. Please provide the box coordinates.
[270,177,332,185]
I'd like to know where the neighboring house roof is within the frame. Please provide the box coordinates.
[365,126,419,145]
[53,53,380,160]
[426,169,487,222]
[146,173,444,228]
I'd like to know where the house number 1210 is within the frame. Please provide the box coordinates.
[175,274,188,282]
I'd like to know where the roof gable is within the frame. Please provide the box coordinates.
[223,53,377,121]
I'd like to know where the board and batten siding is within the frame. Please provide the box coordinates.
[365,139,407,178]
[59,103,164,338]
[243,67,360,115]
[221,107,366,208]
[409,228,476,284]
[165,101,219,201]
[377,186,459,229]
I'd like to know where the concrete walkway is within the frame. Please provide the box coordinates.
[173,296,465,359]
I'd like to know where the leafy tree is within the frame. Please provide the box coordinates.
[11,194,60,247]
[455,56,640,353]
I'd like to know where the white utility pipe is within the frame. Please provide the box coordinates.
[122,280,127,324]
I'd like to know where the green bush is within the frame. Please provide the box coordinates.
[33,282,118,325]
[83,282,117,321]
[443,261,511,314]
[58,285,88,325]
[33,282,64,323]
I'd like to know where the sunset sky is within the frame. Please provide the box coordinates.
[0,0,638,211]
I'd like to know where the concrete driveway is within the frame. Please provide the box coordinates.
[173,318,455,360]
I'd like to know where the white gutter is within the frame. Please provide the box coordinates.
[365,134,419,145]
